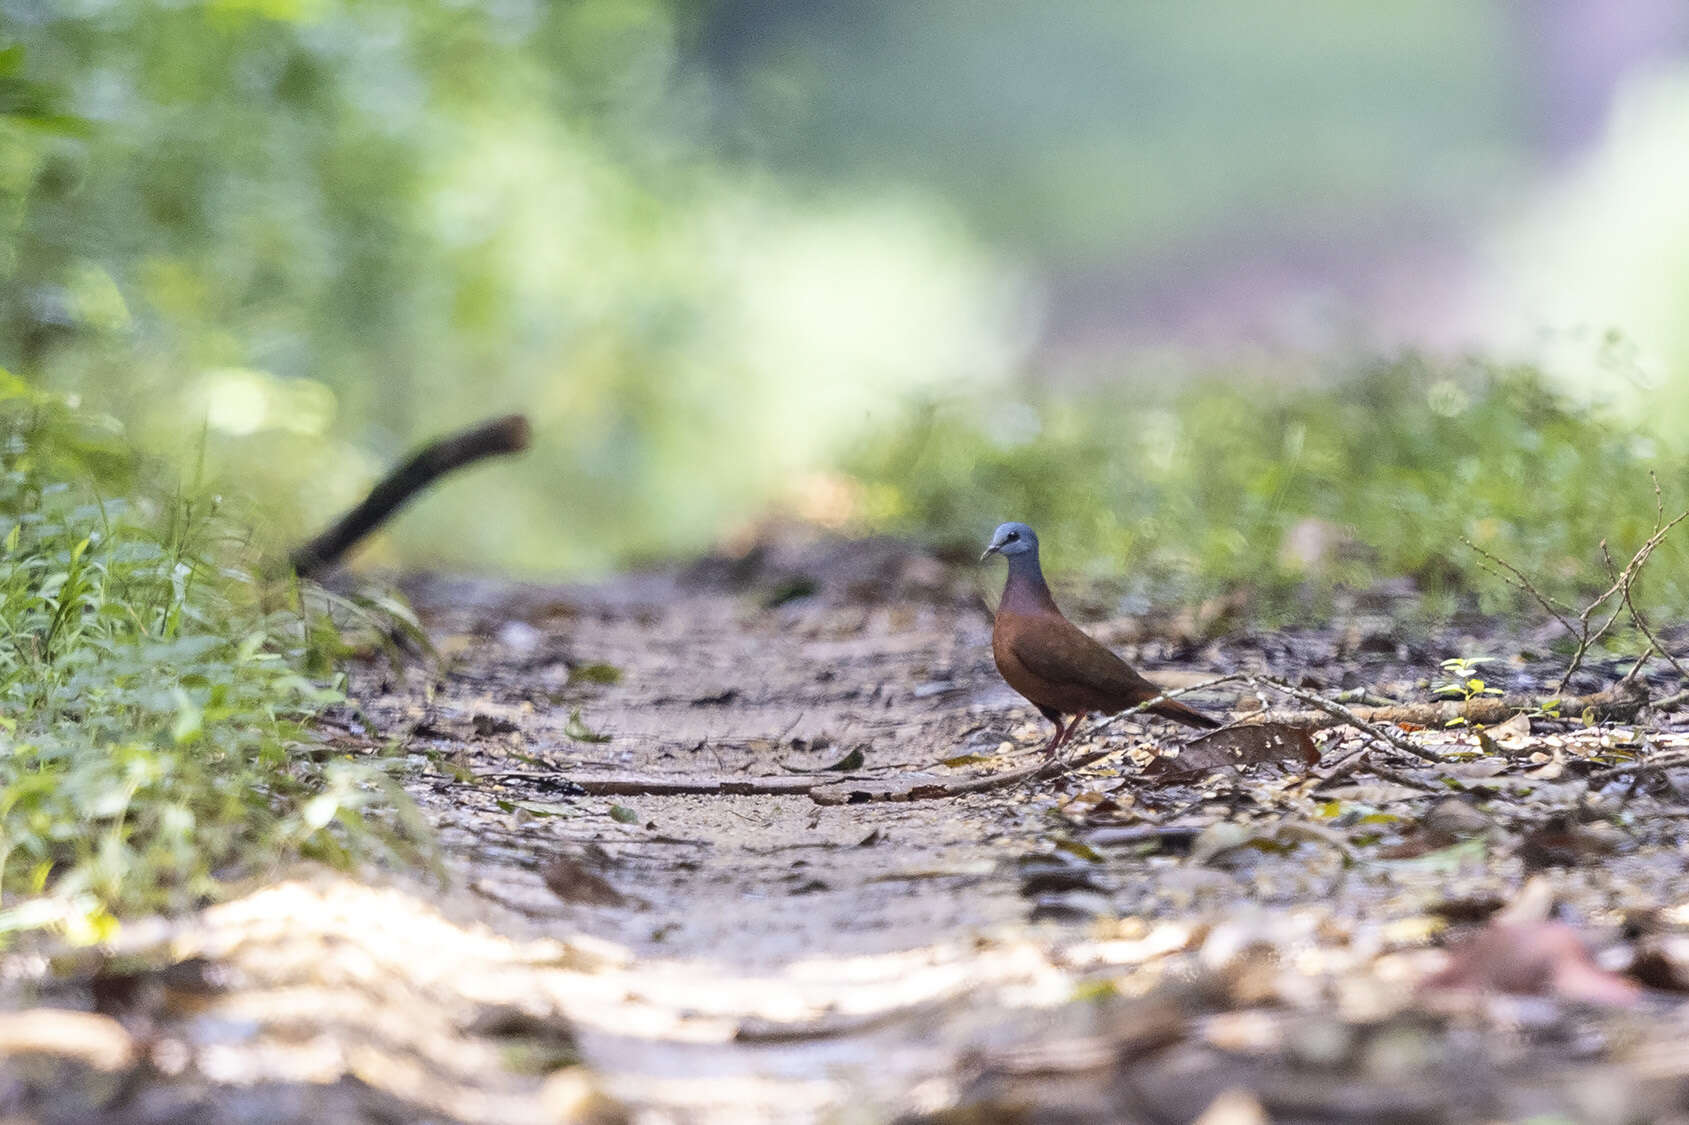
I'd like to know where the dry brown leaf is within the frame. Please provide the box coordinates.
[1491,711,1532,741]
[542,855,625,906]
[1144,723,1319,779]
[1423,920,1640,1006]
[1516,814,1623,870]
[1631,935,1689,992]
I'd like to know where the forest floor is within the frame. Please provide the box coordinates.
[12,533,1689,1124]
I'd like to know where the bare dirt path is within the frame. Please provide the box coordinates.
[12,538,1689,1124]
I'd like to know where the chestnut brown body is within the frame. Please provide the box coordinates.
[983,522,1219,754]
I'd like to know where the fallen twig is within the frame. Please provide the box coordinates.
[1083,823,1207,848]
[1360,762,1446,793]
[1245,684,1647,734]
[1652,688,1689,712]
[1311,741,1384,789]
[808,748,1117,804]
[1586,751,1689,784]
[1309,741,1442,792]
[1244,675,1443,764]
[1082,674,1248,740]
[806,677,1252,803]
[521,681,1646,805]
[570,773,819,797]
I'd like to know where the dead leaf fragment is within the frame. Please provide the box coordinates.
[1188,817,1353,867]
[572,661,624,685]
[1051,836,1103,863]
[1516,814,1623,869]
[472,712,520,736]
[1493,874,1556,926]
[1189,821,1262,866]
[1319,782,1427,805]
[1420,797,1490,839]
[542,855,625,906]
[1491,711,1532,741]
[1447,757,1509,778]
[0,1009,136,1070]
[1424,921,1640,1006]
[1630,934,1689,992]
[1194,1088,1271,1125]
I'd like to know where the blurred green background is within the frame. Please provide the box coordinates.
[6,0,1689,591]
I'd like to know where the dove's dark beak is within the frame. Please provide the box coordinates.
[980,543,1001,562]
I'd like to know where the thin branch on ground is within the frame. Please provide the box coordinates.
[1586,750,1689,784]
[1252,685,1646,731]
[1244,675,1443,764]
[1081,674,1250,740]
[1311,741,1386,789]
[552,772,819,796]
[813,677,1267,803]
[810,744,1124,803]
[1361,761,1446,792]
[808,680,1245,803]
[1314,742,1444,791]
[1651,688,1689,712]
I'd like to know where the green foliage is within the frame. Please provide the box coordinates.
[5,2,1685,582]
[704,1,1523,261]
[0,375,400,938]
[2,0,1014,575]
[848,357,1689,617]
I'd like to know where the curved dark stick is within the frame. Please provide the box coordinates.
[290,414,531,579]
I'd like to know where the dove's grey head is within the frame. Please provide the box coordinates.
[981,521,1039,562]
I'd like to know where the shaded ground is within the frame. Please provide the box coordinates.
[8,536,1689,1123]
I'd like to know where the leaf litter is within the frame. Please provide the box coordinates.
[10,536,1689,1123]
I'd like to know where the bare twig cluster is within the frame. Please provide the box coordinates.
[1461,472,1689,695]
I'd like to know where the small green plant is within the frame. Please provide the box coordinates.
[1430,656,1505,728]
[1431,657,1505,704]
[0,373,411,941]
[563,708,610,743]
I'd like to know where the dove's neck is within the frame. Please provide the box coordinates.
[1001,550,1059,615]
